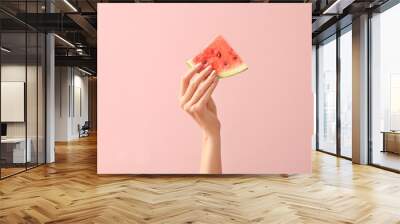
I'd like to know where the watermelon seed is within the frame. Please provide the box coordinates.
[217,52,221,58]
[233,56,237,60]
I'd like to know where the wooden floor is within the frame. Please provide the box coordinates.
[1,134,400,223]
[373,150,400,171]
[0,167,26,178]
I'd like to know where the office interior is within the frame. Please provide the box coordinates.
[0,0,97,179]
[0,0,400,222]
[313,0,400,172]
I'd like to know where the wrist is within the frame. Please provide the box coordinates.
[202,128,221,142]
[203,120,220,136]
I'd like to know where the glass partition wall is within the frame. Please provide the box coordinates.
[317,35,337,155]
[0,2,46,179]
[316,0,400,172]
[0,31,27,177]
[316,26,352,159]
[370,3,400,172]
[339,26,352,159]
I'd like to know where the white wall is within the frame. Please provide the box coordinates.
[55,67,89,141]
[1,65,41,137]
[1,64,46,163]
[1,66,26,135]
[1,82,25,122]
[78,72,89,138]
[55,67,70,141]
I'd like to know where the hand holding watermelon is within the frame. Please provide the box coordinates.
[187,35,248,78]
[179,63,222,174]
[179,63,220,135]
[179,36,246,174]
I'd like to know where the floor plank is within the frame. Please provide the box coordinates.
[0,134,400,223]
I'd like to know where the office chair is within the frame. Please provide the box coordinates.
[79,121,90,138]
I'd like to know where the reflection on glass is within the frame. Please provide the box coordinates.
[340,28,352,158]
[38,33,46,165]
[0,1,46,179]
[371,4,400,171]
[1,32,27,177]
[27,32,38,169]
[318,36,337,154]
[312,46,317,150]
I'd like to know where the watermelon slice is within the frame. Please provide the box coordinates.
[187,35,248,78]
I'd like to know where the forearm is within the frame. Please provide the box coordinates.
[200,131,222,174]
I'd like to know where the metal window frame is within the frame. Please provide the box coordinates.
[0,0,48,180]
[315,23,353,161]
[367,1,400,173]
[316,0,400,173]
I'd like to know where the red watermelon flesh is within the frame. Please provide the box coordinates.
[187,35,248,78]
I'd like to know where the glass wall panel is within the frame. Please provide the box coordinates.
[0,1,46,179]
[312,45,317,150]
[38,32,45,165]
[339,28,352,158]
[317,36,337,154]
[26,0,41,169]
[27,31,38,169]
[371,4,400,171]
[0,31,28,177]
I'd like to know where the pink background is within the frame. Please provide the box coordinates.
[98,3,312,174]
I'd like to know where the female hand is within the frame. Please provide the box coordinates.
[179,63,222,174]
[179,63,220,136]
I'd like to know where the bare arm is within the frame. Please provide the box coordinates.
[179,63,222,174]
[200,130,221,174]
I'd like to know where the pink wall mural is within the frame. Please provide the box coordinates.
[97,3,312,174]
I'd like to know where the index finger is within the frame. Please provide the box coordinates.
[192,77,219,111]
[180,63,202,97]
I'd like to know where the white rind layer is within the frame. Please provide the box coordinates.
[186,59,248,79]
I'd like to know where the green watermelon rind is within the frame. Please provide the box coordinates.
[186,59,248,79]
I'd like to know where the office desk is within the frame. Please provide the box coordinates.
[381,131,400,154]
[1,138,31,164]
